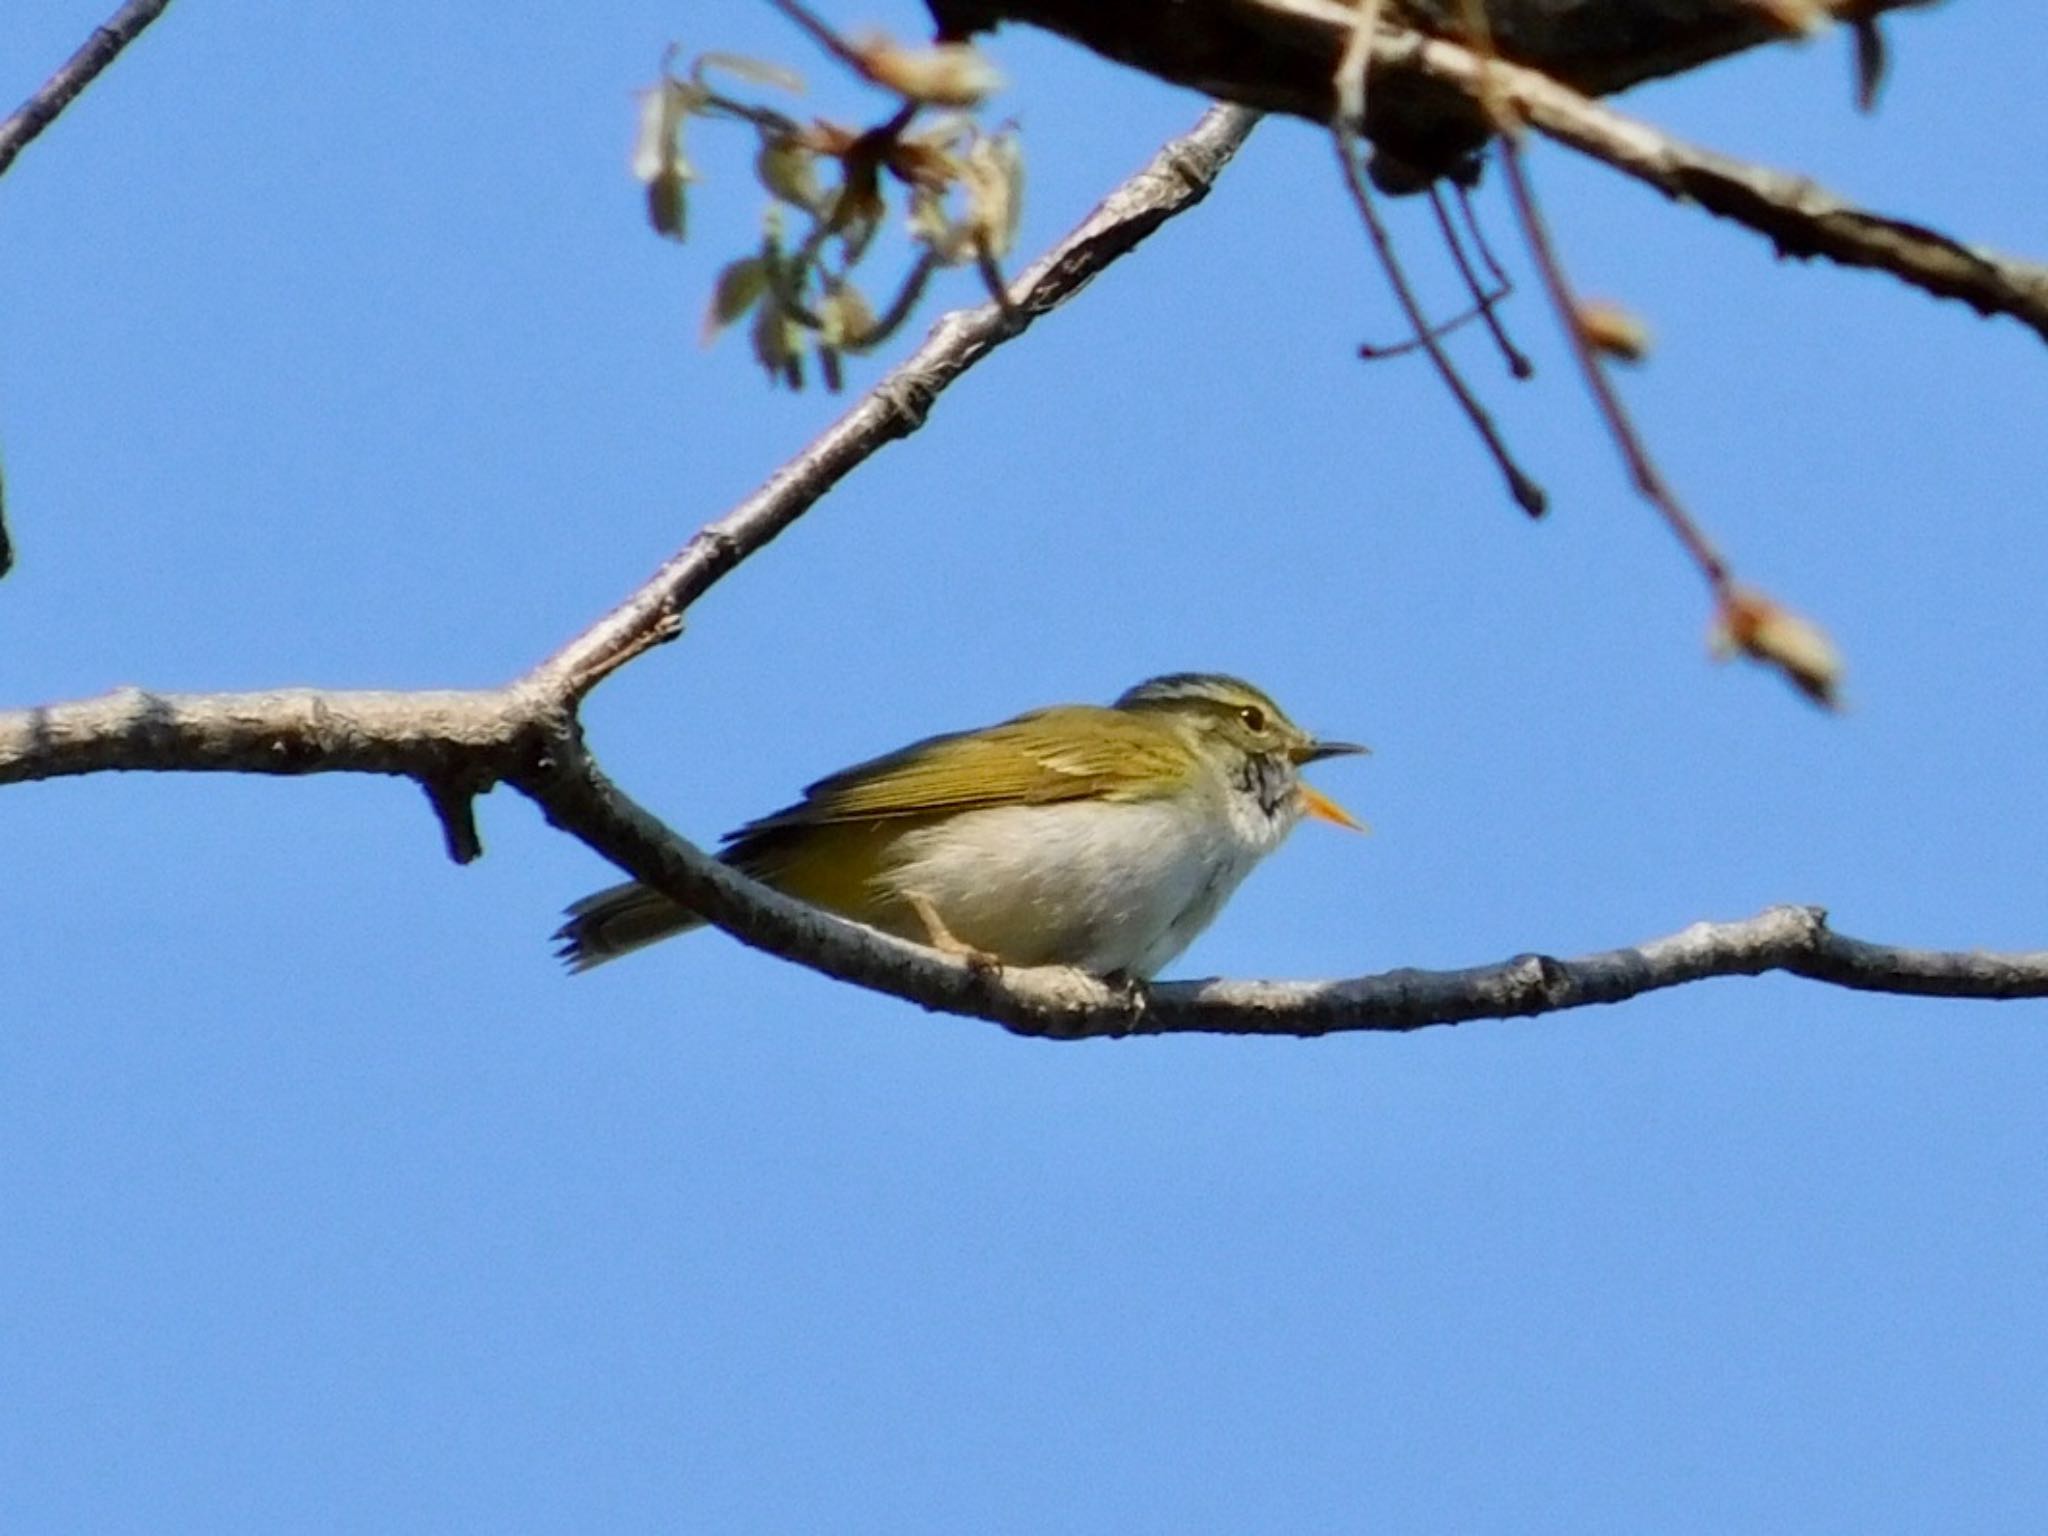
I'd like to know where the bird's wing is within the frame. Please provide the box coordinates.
[726,705,1187,843]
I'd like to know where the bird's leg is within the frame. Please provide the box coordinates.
[902,891,1004,975]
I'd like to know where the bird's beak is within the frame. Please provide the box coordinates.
[1295,739,1369,765]
[1293,739,1369,832]
[1299,783,1368,833]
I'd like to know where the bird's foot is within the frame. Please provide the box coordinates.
[904,892,1005,976]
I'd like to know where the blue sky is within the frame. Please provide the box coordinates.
[5,2,2047,1531]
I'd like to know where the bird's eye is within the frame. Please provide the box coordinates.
[1238,705,1268,733]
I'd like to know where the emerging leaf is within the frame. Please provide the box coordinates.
[856,39,1003,108]
[751,297,806,389]
[704,256,771,342]
[1574,299,1652,364]
[1750,0,1828,35]
[633,78,700,241]
[963,129,1024,259]
[1710,586,1845,709]
[756,134,825,212]
[692,51,805,94]
[818,282,877,351]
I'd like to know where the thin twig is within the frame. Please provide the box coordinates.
[760,0,872,77]
[0,0,173,181]
[1358,296,1505,361]
[1455,181,1513,292]
[1495,131,1729,588]
[966,0,1930,125]
[1331,128,1547,517]
[850,249,939,350]
[1014,3,2048,343]
[971,235,1021,328]
[1428,182,1532,379]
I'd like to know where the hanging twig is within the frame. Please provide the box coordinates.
[1428,181,1532,379]
[1495,131,1729,589]
[1332,130,1547,517]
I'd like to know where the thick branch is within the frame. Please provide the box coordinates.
[534,103,1261,696]
[932,4,2048,343]
[0,0,173,181]
[1383,27,2048,344]
[928,0,1935,177]
[931,0,1937,104]
[0,686,552,786]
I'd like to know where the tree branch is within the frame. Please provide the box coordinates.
[1381,26,2048,346]
[931,0,1939,108]
[8,95,2042,1036]
[933,3,2048,345]
[0,686,548,787]
[535,102,1261,697]
[928,0,1937,178]
[513,748,2048,1037]
[0,0,174,182]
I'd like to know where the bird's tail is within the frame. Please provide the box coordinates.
[553,880,705,972]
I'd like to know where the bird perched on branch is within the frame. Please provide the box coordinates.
[555,672,1366,979]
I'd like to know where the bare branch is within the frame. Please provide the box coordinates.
[533,103,1261,696]
[928,0,1935,156]
[510,748,2048,1037]
[429,750,2048,1037]
[1495,132,1729,586]
[0,686,548,787]
[935,4,2047,342]
[1427,183,1531,379]
[0,0,173,182]
[1374,27,2048,347]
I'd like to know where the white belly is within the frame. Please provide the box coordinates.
[876,791,1297,979]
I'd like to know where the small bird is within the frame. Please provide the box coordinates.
[554,673,1366,979]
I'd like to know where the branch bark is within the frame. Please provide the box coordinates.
[0,0,176,577]
[929,0,1933,182]
[927,0,1935,172]
[931,0,1938,98]
[933,2,2048,344]
[1377,25,2048,345]
[0,0,173,181]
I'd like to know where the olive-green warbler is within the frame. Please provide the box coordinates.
[555,673,1365,978]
